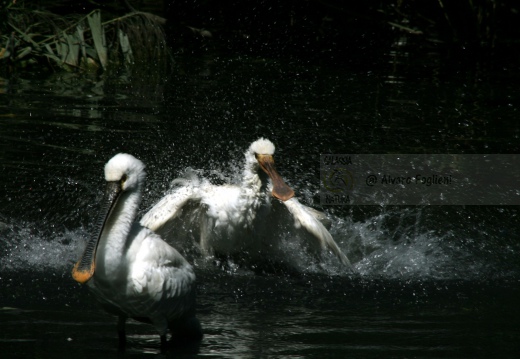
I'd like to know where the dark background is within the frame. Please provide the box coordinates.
[161,0,519,65]
[18,0,519,66]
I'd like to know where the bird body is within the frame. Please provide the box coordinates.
[141,139,352,270]
[72,153,201,348]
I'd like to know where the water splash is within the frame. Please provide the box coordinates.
[2,144,518,283]
[142,146,520,280]
[0,219,85,273]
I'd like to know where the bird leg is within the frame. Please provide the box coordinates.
[117,316,127,349]
[160,335,168,352]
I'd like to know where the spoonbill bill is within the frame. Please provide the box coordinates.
[72,153,202,349]
[140,139,352,270]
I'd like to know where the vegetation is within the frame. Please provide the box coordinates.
[1,0,516,76]
[0,0,171,77]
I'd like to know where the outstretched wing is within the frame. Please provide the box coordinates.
[281,197,353,269]
[140,172,204,253]
[304,206,332,230]
[141,184,199,232]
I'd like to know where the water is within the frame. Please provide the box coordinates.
[1,46,520,358]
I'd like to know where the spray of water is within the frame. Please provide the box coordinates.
[1,219,85,273]
[2,145,517,283]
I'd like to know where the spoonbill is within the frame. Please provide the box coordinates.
[140,138,352,271]
[72,153,202,349]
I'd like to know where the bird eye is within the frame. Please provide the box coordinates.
[121,174,128,183]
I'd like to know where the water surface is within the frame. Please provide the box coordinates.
[1,49,519,358]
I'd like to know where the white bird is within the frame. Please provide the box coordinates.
[72,153,202,349]
[140,139,352,271]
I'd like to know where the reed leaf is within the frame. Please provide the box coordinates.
[77,25,87,59]
[63,33,80,67]
[118,29,134,65]
[43,43,61,64]
[87,10,107,69]
[8,22,39,47]
[43,52,62,64]
[16,46,32,60]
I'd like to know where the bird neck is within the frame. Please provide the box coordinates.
[242,156,269,199]
[96,189,141,278]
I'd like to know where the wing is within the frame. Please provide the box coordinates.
[305,206,332,230]
[140,173,204,254]
[281,197,353,269]
[141,176,201,233]
[129,228,197,322]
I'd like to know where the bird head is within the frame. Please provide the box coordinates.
[105,153,146,191]
[248,138,294,201]
[72,153,146,284]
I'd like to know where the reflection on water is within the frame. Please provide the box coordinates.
[1,49,519,357]
[1,270,519,358]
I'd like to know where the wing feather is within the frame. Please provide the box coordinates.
[139,170,208,254]
[140,182,200,233]
[282,198,353,269]
[129,230,197,320]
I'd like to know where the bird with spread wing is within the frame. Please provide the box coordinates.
[140,139,352,271]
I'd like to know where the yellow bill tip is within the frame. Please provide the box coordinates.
[71,262,94,284]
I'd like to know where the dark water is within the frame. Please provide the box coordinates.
[1,43,520,358]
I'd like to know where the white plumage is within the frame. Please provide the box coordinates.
[140,139,352,270]
[72,153,201,349]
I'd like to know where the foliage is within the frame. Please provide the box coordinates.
[0,1,171,77]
